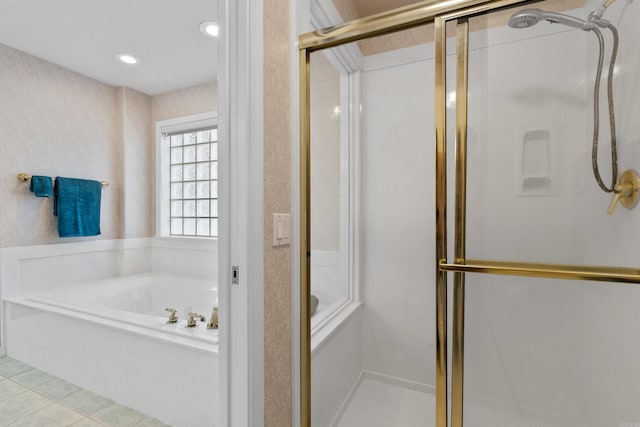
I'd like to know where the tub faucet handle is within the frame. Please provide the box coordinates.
[207,307,219,330]
[165,308,178,324]
[186,312,205,328]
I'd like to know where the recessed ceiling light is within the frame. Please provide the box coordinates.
[200,21,219,38]
[114,53,140,65]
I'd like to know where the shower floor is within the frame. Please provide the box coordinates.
[336,376,571,427]
[336,377,436,427]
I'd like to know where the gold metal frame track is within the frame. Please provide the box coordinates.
[440,260,640,283]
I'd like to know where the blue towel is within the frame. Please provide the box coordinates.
[54,177,102,238]
[29,176,53,198]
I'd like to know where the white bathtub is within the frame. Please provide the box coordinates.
[3,273,219,427]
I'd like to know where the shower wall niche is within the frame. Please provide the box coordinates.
[516,127,559,196]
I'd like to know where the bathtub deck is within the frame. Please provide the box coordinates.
[0,356,169,427]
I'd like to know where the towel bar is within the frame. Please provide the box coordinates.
[17,173,109,188]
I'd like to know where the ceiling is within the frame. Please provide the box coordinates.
[0,0,218,95]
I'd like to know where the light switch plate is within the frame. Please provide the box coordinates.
[272,213,291,247]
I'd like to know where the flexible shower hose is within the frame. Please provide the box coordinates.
[591,23,619,193]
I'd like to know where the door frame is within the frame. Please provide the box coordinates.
[218,0,264,425]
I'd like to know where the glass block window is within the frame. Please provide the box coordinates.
[167,127,218,237]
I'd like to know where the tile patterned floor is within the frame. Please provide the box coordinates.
[0,356,169,427]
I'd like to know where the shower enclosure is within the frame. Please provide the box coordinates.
[299,0,640,425]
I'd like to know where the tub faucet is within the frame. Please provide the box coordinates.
[165,308,178,324]
[186,312,205,328]
[207,307,219,329]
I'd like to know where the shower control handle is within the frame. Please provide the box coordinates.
[607,169,640,216]
[607,187,625,215]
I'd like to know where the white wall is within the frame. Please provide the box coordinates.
[360,51,435,388]
[461,21,589,425]
[151,237,218,280]
[576,1,640,426]
[311,307,363,427]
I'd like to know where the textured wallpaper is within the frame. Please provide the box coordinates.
[0,43,122,247]
[150,82,218,237]
[310,52,341,252]
[0,43,217,248]
[119,87,153,238]
[151,82,218,124]
[333,0,587,56]
[264,0,293,424]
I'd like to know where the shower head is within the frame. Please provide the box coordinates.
[508,8,588,30]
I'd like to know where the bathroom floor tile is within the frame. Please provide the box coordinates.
[0,359,32,378]
[35,378,82,401]
[62,389,114,416]
[11,368,56,388]
[0,379,29,402]
[0,357,166,426]
[0,390,53,426]
[70,419,104,427]
[5,402,83,427]
[91,403,147,427]
[135,416,171,427]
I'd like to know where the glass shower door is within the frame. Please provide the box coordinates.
[304,23,438,427]
[441,0,640,425]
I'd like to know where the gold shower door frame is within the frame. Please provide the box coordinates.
[298,1,640,426]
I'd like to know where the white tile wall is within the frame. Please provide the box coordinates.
[361,43,436,389]
[312,306,363,427]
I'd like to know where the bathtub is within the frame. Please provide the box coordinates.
[3,273,219,427]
